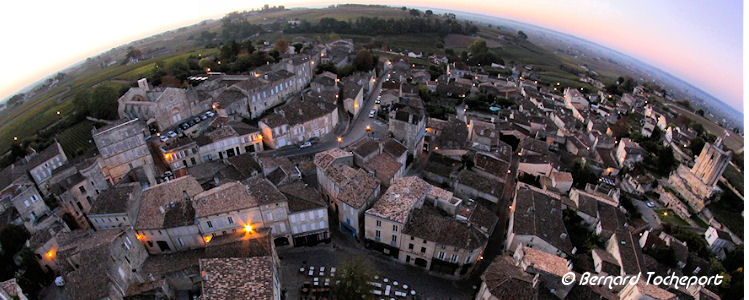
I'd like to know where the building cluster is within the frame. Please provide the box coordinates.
[0,33,740,300]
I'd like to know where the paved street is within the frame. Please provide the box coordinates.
[279,227,477,300]
[262,73,388,158]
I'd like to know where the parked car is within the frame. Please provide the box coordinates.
[375,99,381,104]
[159,136,169,142]
[205,111,215,117]
[646,201,655,208]
[299,141,312,149]
[167,131,177,138]
[180,123,189,130]
[193,117,201,123]
[200,114,208,120]
[309,137,320,144]
[368,109,376,118]
[188,120,196,126]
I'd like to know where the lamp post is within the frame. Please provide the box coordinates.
[337,137,342,148]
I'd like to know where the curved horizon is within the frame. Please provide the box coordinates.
[0,0,742,115]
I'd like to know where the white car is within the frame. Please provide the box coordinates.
[646,201,655,208]
[159,136,169,142]
[368,109,376,118]
[299,141,312,149]
[167,131,177,138]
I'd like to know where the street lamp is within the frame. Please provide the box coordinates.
[337,137,342,147]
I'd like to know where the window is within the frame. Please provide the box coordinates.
[392,225,398,232]
[279,223,286,233]
[375,230,381,238]
[421,247,426,253]
[408,243,414,250]
[24,200,29,207]
[391,235,397,243]
[450,254,458,263]
[300,214,305,221]
[376,220,381,227]
[290,215,296,222]
[266,212,273,221]
[437,251,445,260]
[227,217,233,224]
[207,221,213,228]
[465,256,472,264]
[319,221,325,229]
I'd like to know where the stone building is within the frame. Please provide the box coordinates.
[92,118,157,186]
[88,182,143,230]
[259,94,339,149]
[25,141,68,195]
[59,229,149,300]
[278,181,330,246]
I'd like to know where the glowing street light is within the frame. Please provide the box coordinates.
[244,224,253,233]
[46,250,55,258]
[204,236,213,244]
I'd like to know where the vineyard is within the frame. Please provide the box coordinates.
[56,120,96,157]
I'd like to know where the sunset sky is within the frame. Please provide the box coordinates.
[1,0,742,112]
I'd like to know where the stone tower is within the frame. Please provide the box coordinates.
[691,137,731,187]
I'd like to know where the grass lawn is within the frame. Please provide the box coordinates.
[707,182,744,237]
[654,209,690,226]
[722,163,744,195]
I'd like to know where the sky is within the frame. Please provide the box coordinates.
[0,0,742,113]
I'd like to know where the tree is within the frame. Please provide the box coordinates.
[126,46,142,60]
[517,30,528,40]
[468,39,488,55]
[425,9,433,16]
[696,109,705,117]
[331,259,374,299]
[274,39,289,54]
[243,40,256,54]
[570,159,597,189]
[409,9,420,16]
[219,40,240,61]
[353,49,374,72]
[316,62,337,75]
[199,57,217,71]
[292,42,304,52]
[72,90,92,117]
[0,225,29,256]
[689,137,706,156]
[89,85,120,120]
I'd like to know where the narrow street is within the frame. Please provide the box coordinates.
[261,72,388,158]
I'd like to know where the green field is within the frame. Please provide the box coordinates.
[0,48,215,156]
[654,209,690,226]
